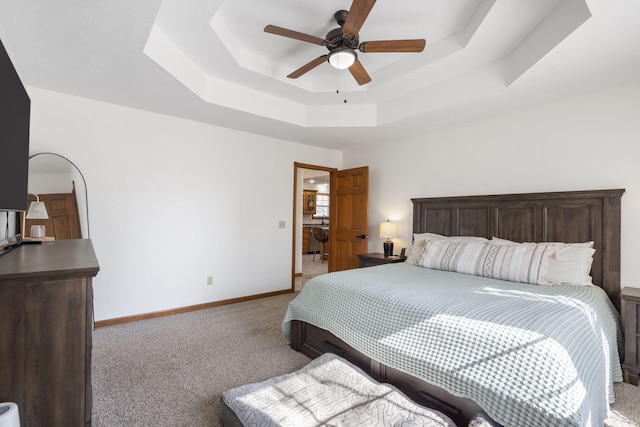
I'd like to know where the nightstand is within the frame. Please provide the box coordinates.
[357,253,407,268]
[622,287,640,385]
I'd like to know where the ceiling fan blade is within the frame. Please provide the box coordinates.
[348,59,372,85]
[342,0,376,37]
[359,39,426,53]
[287,55,328,79]
[264,25,326,46]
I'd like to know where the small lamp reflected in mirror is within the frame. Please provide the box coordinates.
[379,220,397,257]
[26,195,49,220]
[22,194,49,240]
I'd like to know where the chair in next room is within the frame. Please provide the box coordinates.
[311,227,328,263]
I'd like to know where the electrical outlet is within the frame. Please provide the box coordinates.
[206,276,213,286]
[278,220,286,229]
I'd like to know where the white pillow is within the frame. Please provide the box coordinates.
[414,232,488,243]
[542,243,595,286]
[489,237,518,246]
[490,237,595,286]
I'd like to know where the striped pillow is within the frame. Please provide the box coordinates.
[478,242,554,285]
[418,240,554,285]
[406,233,488,266]
[419,240,487,276]
[490,237,595,285]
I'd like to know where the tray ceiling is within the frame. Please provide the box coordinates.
[0,0,639,149]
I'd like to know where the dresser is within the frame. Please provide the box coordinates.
[0,239,99,426]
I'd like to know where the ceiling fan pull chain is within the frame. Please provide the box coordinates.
[335,68,348,103]
[343,70,348,103]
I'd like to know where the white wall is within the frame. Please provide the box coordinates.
[0,212,19,241]
[28,172,72,194]
[27,87,342,321]
[343,83,640,290]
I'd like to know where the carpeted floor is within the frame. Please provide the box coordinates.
[92,292,640,427]
[92,293,310,426]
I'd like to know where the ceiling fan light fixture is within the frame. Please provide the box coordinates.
[328,48,356,69]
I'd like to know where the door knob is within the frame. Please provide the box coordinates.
[355,234,368,239]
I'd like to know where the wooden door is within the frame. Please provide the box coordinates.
[329,166,369,272]
[25,190,81,239]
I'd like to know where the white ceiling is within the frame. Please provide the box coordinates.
[0,0,639,150]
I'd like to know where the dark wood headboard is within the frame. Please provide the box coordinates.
[412,189,625,309]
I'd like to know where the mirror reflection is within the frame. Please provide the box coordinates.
[26,153,89,239]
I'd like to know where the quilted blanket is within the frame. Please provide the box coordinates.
[282,263,623,427]
[222,353,456,427]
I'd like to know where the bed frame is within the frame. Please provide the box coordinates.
[291,189,625,425]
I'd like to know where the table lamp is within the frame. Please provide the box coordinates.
[379,220,397,257]
[22,194,49,239]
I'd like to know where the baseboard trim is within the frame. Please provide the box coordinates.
[94,289,294,328]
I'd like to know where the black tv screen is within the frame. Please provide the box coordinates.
[0,37,30,212]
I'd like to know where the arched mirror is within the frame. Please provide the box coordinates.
[24,153,89,240]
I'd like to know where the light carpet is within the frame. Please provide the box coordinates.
[92,292,640,426]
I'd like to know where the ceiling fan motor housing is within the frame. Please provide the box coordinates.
[325,27,359,51]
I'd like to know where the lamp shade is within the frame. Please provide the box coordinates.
[379,221,397,239]
[26,196,49,220]
[328,48,357,69]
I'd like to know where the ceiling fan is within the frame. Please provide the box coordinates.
[264,0,426,85]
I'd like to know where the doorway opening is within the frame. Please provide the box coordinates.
[292,163,335,291]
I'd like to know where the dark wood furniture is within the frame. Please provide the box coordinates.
[291,189,624,425]
[0,239,99,427]
[357,253,407,267]
[303,225,311,253]
[622,287,640,386]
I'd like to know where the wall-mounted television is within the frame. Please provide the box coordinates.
[0,37,30,213]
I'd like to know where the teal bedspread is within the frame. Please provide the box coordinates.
[283,263,623,427]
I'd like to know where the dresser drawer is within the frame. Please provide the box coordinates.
[291,321,371,373]
[382,365,483,425]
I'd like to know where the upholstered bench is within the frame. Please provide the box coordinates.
[221,353,456,427]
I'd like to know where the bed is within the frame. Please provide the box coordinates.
[283,189,625,426]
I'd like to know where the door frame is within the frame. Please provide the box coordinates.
[291,162,337,291]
